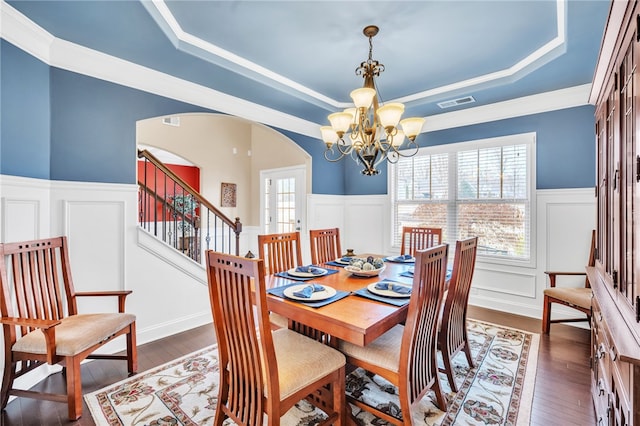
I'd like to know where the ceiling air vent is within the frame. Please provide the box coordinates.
[437,96,476,109]
[162,116,180,127]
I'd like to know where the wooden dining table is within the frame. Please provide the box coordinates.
[265,255,416,347]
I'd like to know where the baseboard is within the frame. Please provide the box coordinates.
[136,311,213,345]
[469,295,590,330]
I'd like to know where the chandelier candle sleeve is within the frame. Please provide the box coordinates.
[320,25,426,176]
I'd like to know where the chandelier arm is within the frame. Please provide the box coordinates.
[376,138,392,152]
[323,146,349,163]
[335,139,354,156]
[350,149,361,164]
[394,140,420,158]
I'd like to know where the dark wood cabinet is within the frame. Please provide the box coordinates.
[590,1,640,425]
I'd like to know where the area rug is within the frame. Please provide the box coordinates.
[85,319,538,426]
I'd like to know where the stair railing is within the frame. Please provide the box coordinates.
[137,149,242,262]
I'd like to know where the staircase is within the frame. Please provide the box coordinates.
[137,149,242,263]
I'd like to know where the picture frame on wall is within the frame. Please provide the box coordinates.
[221,182,237,207]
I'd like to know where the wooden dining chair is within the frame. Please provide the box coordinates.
[206,251,346,426]
[309,228,342,265]
[258,231,303,274]
[438,236,478,392]
[542,229,596,334]
[400,226,442,256]
[0,236,137,420]
[339,244,449,424]
[257,231,304,329]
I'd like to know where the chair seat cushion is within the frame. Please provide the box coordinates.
[269,313,289,329]
[338,324,404,373]
[272,328,345,399]
[543,287,592,309]
[13,313,136,357]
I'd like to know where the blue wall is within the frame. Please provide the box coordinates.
[50,69,210,183]
[1,41,50,179]
[340,105,596,195]
[277,129,345,195]
[2,40,596,194]
[425,106,596,190]
[290,105,596,195]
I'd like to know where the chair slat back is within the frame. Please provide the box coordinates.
[441,237,478,357]
[399,243,448,404]
[309,228,342,265]
[257,231,303,274]
[0,237,76,342]
[206,251,275,426]
[400,226,442,256]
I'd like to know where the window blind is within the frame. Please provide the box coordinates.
[391,136,532,262]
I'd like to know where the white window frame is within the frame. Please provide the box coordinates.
[389,132,537,268]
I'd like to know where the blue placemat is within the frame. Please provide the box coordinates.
[275,268,339,281]
[267,283,350,308]
[384,255,415,264]
[325,261,347,268]
[353,285,411,307]
[399,268,452,280]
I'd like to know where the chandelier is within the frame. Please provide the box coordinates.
[320,25,425,176]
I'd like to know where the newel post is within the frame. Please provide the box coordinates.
[234,217,242,256]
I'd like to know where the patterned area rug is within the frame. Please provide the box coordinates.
[85,319,538,425]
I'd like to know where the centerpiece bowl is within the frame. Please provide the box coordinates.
[344,257,386,277]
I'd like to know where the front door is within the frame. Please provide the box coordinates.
[261,166,306,235]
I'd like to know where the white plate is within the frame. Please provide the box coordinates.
[287,267,328,278]
[367,282,412,298]
[334,258,352,265]
[384,256,415,263]
[345,264,386,277]
[283,284,337,301]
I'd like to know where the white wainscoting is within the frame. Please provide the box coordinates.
[1,177,596,354]
[308,194,390,257]
[0,176,594,394]
[468,188,596,320]
[308,188,596,322]
[1,176,214,351]
[0,175,51,242]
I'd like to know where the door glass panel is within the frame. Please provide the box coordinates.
[276,177,296,233]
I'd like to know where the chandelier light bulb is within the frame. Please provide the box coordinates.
[400,117,426,141]
[391,129,406,147]
[377,103,405,130]
[320,126,338,145]
[328,112,353,135]
[350,88,376,109]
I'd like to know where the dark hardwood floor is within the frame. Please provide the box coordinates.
[467,306,594,426]
[1,306,593,425]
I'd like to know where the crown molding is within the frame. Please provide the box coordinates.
[423,84,592,132]
[1,0,592,141]
[148,0,568,111]
[589,0,626,104]
[0,0,321,138]
[0,0,54,63]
